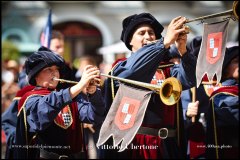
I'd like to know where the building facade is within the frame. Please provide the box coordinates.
[2,1,238,64]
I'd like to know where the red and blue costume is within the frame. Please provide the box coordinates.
[15,86,105,159]
[102,38,197,159]
[206,79,239,159]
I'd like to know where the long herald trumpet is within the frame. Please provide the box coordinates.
[149,1,238,44]
[185,1,238,23]
[53,73,182,105]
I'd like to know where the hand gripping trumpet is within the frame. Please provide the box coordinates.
[53,73,182,106]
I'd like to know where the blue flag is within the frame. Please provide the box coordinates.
[41,9,52,48]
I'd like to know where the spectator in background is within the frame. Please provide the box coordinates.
[1,59,21,159]
[6,60,20,83]
[1,60,20,113]
[50,30,65,57]
[50,30,78,82]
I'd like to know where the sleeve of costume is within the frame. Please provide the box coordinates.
[171,51,197,90]
[26,88,105,132]
[76,88,105,124]
[113,37,168,82]
[1,100,18,145]
[180,90,192,121]
[25,88,75,132]
[212,94,239,126]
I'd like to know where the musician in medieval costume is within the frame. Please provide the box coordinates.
[101,13,197,159]
[14,46,105,159]
[2,30,76,159]
[206,46,239,159]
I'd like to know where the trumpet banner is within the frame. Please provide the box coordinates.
[196,20,229,87]
[97,83,152,152]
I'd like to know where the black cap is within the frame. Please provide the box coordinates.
[25,46,66,85]
[187,36,202,57]
[120,13,164,50]
[222,46,238,69]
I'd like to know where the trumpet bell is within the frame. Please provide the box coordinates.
[160,77,182,105]
[233,1,239,20]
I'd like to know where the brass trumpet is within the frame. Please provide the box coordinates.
[53,73,182,105]
[149,1,238,44]
[185,1,238,23]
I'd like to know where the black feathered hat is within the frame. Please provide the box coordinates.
[120,13,164,50]
[24,46,66,85]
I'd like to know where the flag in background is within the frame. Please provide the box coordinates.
[196,20,229,87]
[40,9,52,48]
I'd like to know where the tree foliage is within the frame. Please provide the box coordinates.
[2,41,20,61]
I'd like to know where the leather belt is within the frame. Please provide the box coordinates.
[40,149,84,159]
[137,126,176,139]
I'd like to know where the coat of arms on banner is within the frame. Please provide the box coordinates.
[114,97,140,130]
[206,32,222,64]
[97,83,152,152]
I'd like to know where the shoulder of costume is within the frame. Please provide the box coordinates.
[15,85,36,97]
[111,58,127,68]
[17,88,52,115]
[209,85,239,99]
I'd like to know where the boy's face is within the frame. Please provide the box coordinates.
[50,38,64,57]
[226,57,239,81]
[35,65,60,89]
[130,24,156,52]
